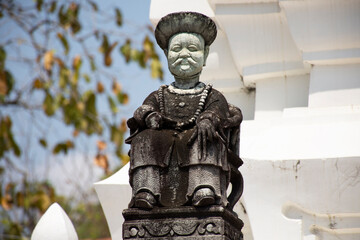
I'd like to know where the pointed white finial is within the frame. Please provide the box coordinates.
[31,203,78,240]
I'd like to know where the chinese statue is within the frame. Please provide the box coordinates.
[125,12,243,211]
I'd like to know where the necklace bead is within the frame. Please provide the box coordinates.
[158,84,212,129]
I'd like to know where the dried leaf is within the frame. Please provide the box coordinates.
[88,0,98,11]
[105,54,112,66]
[43,50,54,71]
[73,129,79,137]
[96,140,107,150]
[97,81,104,93]
[0,72,8,95]
[54,57,65,68]
[72,55,81,70]
[33,78,43,89]
[1,194,12,210]
[112,81,121,94]
[119,119,127,132]
[94,154,109,172]
[66,140,74,148]
[0,47,6,70]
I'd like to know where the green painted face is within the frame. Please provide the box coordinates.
[167,33,208,78]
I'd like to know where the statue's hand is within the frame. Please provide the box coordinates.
[145,112,162,129]
[196,119,217,160]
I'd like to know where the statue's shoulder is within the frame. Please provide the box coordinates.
[207,86,228,103]
[143,89,162,105]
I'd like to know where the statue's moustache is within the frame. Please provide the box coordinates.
[171,57,197,67]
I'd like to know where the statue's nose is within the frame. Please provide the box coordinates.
[179,48,190,57]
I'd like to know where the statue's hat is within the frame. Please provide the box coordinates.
[155,12,217,50]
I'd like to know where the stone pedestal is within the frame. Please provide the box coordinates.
[123,206,243,240]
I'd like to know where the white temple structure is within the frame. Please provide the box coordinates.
[55,0,360,239]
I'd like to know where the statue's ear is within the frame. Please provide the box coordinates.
[203,46,209,66]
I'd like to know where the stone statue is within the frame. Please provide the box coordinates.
[125,12,243,211]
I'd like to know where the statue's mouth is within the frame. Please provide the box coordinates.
[180,64,190,70]
[172,57,197,70]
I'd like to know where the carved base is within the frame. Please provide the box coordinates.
[123,206,243,240]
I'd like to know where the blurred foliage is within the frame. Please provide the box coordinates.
[0,0,162,239]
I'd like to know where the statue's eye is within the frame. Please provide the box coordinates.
[171,46,181,52]
[188,45,198,52]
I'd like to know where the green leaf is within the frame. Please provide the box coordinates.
[115,8,122,26]
[117,92,129,104]
[36,0,43,11]
[72,56,82,84]
[53,143,66,154]
[0,116,21,157]
[52,141,74,155]
[107,96,118,113]
[59,68,70,88]
[143,36,154,58]
[58,5,68,26]
[89,56,96,71]
[83,73,90,83]
[4,71,14,95]
[104,42,118,67]
[135,51,146,68]
[39,139,47,148]
[57,33,69,55]
[11,138,21,156]
[0,46,6,70]
[120,39,131,62]
[150,57,163,80]
[71,20,81,34]
[49,1,57,13]
[84,91,96,116]
[43,93,56,116]
[99,35,109,54]
[99,35,117,66]
[110,125,123,146]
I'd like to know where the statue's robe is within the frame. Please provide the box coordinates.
[126,83,232,207]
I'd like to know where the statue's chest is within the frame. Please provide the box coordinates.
[163,92,201,121]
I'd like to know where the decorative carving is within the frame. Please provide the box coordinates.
[123,206,243,239]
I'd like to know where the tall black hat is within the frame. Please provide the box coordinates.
[155,12,217,50]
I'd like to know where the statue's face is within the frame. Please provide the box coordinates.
[167,33,208,78]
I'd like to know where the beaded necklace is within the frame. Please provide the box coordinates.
[158,83,212,129]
